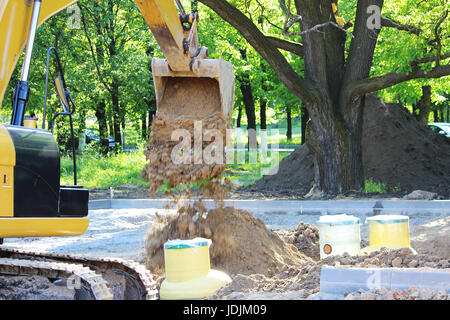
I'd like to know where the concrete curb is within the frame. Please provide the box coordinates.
[88,199,450,230]
[89,199,450,216]
[319,267,450,297]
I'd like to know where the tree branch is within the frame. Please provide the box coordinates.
[348,55,450,98]
[266,36,304,56]
[381,17,422,36]
[434,10,448,67]
[341,0,384,104]
[282,21,354,37]
[198,0,320,105]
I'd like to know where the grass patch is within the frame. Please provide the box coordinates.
[364,179,388,193]
[226,151,291,187]
[61,151,149,189]
[61,148,293,190]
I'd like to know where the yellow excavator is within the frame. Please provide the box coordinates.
[0,0,234,299]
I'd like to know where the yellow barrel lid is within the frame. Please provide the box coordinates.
[366,214,409,224]
[316,214,360,226]
[164,237,212,249]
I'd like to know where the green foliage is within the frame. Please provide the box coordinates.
[364,178,389,193]
[364,178,401,194]
[372,0,450,107]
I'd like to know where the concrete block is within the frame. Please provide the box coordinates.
[391,268,450,291]
[320,267,450,296]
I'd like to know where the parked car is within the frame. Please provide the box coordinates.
[85,128,116,149]
[428,122,450,138]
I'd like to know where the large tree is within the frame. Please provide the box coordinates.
[198,0,450,193]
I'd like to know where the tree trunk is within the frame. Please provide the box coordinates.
[238,48,257,148]
[236,104,243,127]
[259,59,268,131]
[301,106,309,145]
[141,112,147,140]
[111,81,121,146]
[306,97,365,193]
[417,86,432,125]
[260,100,267,130]
[286,105,292,141]
[95,100,109,155]
[412,103,419,120]
[240,76,257,148]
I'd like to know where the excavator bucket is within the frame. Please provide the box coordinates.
[135,0,236,192]
[151,58,235,136]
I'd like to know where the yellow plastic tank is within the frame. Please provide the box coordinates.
[316,214,361,259]
[365,215,410,250]
[159,238,231,300]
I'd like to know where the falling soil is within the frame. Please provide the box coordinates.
[143,112,229,194]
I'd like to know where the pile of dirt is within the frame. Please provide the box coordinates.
[0,276,74,300]
[145,202,309,277]
[244,142,315,197]
[246,94,450,198]
[275,222,320,261]
[210,247,450,300]
[410,216,450,259]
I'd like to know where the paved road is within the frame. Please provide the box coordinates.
[91,199,450,230]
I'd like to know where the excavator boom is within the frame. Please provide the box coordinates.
[0,0,234,113]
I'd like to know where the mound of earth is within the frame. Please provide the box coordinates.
[145,202,309,278]
[275,222,320,261]
[246,94,450,198]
